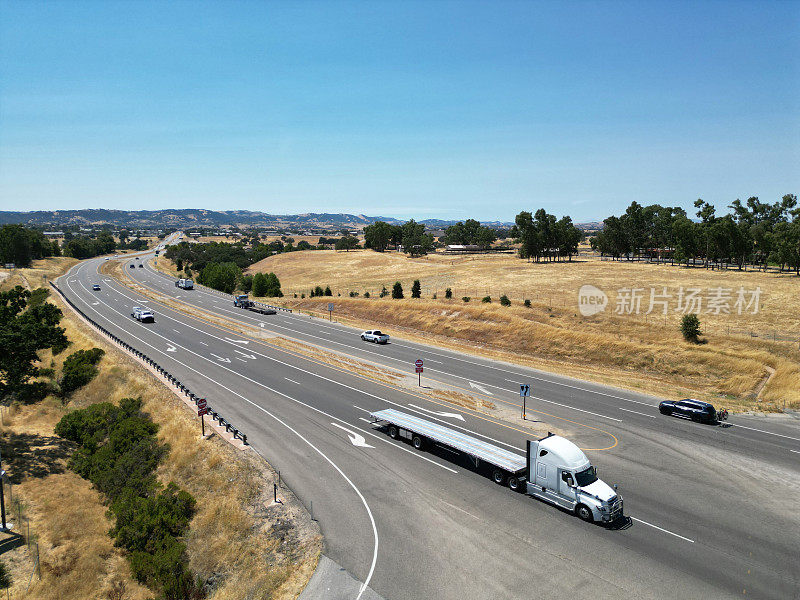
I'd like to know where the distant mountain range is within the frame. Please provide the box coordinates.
[0,209,520,230]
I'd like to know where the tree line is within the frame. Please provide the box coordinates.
[0,224,61,266]
[512,210,584,262]
[592,195,800,272]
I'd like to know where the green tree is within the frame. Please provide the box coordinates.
[252,272,268,296]
[363,221,394,252]
[445,288,452,299]
[198,262,241,294]
[335,236,360,252]
[392,281,404,299]
[411,279,421,298]
[265,272,283,297]
[681,314,702,343]
[0,560,11,589]
[324,285,333,296]
[401,220,434,256]
[1,286,68,403]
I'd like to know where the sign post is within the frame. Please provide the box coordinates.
[327,302,334,321]
[0,446,7,531]
[198,398,208,437]
[519,384,530,419]
[415,359,424,386]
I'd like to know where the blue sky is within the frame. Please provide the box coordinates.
[1,1,798,222]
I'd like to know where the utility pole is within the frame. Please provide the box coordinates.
[0,446,7,531]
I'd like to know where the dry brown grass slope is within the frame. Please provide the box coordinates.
[1,259,321,599]
[244,248,800,413]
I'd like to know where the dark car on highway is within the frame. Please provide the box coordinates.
[659,399,718,424]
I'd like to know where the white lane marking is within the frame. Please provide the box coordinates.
[285,378,301,385]
[173,328,181,333]
[618,407,656,419]
[65,279,380,600]
[166,344,177,353]
[234,349,257,360]
[199,341,209,346]
[727,423,800,442]
[331,422,374,448]
[534,397,622,422]
[92,301,99,306]
[320,331,331,335]
[356,417,458,473]
[211,353,231,363]
[425,359,443,364]
[630,517,695,543]
[469,381,494,395]
[224,337,249,344]
[407,404,465,421]
[235,357,247,362]
[90,279,519,450]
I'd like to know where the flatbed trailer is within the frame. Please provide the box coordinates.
[370,408,527,480]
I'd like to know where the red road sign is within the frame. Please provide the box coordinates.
[415,359,423,368]
[415,366,423,373]
[198,408,208,416]
[197,398,207,410]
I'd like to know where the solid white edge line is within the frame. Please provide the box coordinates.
[64,272,380,598]
[630,517,695,543]
[727,423,800,442]
[618,407,656,418]
[534,397,623,422]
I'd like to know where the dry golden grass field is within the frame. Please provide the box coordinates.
[1,259,321,599]
[248,250,800,412]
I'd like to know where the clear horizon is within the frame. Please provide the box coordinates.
[1,1,798,222]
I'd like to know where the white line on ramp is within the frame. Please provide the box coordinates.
[630,517,695,543]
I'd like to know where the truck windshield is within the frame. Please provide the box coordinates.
[575,466,598,487]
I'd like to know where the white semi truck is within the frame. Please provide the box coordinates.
[175,278,194,289]
[370,409,623,524]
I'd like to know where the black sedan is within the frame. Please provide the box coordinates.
[659,399,718,424]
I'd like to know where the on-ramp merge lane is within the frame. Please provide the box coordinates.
[56,255,800,600]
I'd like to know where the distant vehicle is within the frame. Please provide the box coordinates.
[131,306,155,323]
[138,264,143,268]
[104,257,110,261]
[92,284,101,291]
[129,264,136,269]
[234,294,276,315]
[659,399,719,424]
[135,257,139,260]
[175,278,194,289]
[370,409,623,524]
[361,330,389,344]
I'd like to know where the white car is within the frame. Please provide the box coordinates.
[361,330,389,344]
[131,306,155,323]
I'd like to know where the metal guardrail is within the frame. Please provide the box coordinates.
[50,281,248,445]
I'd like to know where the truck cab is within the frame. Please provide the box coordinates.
[526,433,622,523]
[233,294,251,308]
[175,278,194,289]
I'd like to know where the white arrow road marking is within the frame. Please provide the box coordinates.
[234,349,257,359]
[259,322,265,328]
[331,423,374,448]
[469,381,493,395]
[407,404,465,421]
[92,301,99,306]
[210,353,231,363]
[224,337,249,344]
[166,345,177,352]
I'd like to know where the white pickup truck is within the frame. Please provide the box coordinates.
[175,278,194,289]
[131,306,155,323]
[361,330,390,344]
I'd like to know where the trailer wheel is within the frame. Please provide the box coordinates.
[508,476,521,492]
[575,504,593,522]
[412,435,424,450]
[492,469,506,485]
[388,426,398,439]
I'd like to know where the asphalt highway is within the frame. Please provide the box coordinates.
[56,248,800,600]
